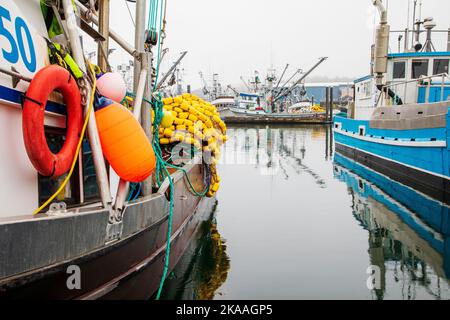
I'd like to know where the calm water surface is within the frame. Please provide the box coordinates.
[161,125,450,300]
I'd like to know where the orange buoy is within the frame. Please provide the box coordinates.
[95,101,156,182]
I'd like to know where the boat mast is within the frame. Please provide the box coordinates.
[98,0,110,70]
[62,0,112,208]
[405,0,410,52]
[134,0,153,196]
[240,76,251,92]
[114,0,155,212]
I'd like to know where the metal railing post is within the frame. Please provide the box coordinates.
[62,0,112,208]
[403,81,407,104]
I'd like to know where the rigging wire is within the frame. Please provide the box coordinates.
[124,0,135,26]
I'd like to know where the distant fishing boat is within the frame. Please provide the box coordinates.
[219,91,331,124]
[211,95,236,112]
[0,0,225,299]
[333,0,450,205]
[219,59,332,124]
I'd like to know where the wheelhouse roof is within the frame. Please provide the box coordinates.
[388,51,450,59]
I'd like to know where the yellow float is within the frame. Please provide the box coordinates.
[159,94,227,197]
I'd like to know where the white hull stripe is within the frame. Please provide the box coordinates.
[334,128,446,148]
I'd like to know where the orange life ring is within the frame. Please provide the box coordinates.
[22,65,82,178]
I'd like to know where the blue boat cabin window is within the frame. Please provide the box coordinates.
[411,59,429,79]
[433,59,449,75]
[393,61,406,79]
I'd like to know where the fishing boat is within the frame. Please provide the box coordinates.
[333,153,450,299]
[220,59,333,124]
[211,95,236,113]
[333,0,450,205]
[219,92,330,124]
[0,0,224,299]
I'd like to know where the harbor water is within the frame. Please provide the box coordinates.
[160,125,450,300]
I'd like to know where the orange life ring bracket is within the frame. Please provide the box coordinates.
[22,65,83,178]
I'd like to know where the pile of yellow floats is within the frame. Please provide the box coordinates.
[157,93,228,197]
[311,105,325,113]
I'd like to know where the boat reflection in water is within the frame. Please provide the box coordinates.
[157,211,231,300]
[334,153,450,300]
[220,125,329,186]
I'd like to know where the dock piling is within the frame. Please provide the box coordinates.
[325,87,330,123]
[329,87,334,123]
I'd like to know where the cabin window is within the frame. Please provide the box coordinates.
[433,59,449,75]
[392,61,406,79]
[411,59,429,79]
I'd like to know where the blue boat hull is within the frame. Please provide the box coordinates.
[333,110,450,204]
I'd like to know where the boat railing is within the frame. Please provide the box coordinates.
[379,73,450,106]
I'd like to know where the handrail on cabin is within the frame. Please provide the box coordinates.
[379,73,450,106]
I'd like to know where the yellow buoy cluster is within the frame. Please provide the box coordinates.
[158,93,228,197]
[311,105,325,112]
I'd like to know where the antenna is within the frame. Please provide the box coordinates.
[240,76,252,92]
[412,0,417,49]
[406,0,411,51]
[418,0,422,22]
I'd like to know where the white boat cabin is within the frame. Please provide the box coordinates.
[354,51,450,120]
[237,92,263,111]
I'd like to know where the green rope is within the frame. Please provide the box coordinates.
[124,91,209,299]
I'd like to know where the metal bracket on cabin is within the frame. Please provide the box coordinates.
[78,6,106,43]
[105,220,123,243]
[51,5,71,44]
[79,18,106,42]
[0,67,32,88]
[10,67,23,88]
[46,202,69,216]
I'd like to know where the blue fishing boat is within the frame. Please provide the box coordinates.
[333,0,450,204]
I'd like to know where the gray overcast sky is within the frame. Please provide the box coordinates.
[105,0,450,89]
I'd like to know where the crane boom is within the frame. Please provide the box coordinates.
[227,85,239,96]
[273,63,289,93]
[273,69,302,100]
[156,51,188,90]
[274,57,328,102]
